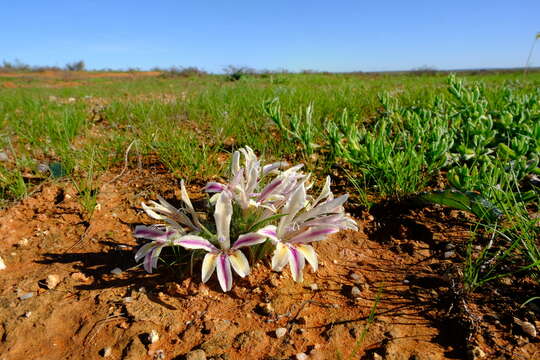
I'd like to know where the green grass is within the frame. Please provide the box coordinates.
[0,70,539,292]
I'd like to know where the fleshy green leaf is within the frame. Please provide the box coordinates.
[419,189,502,223]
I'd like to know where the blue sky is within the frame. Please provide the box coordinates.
[1,0,539,72]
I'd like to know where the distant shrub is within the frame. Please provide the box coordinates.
[158,66,208,78]
[223,65,257,81]
[1,59,31,72]
[65,60,85,71]
[410,65,439,76]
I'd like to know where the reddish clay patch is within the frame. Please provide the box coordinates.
[0,167,538,359]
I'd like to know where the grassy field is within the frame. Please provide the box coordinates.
[1,69,539,294]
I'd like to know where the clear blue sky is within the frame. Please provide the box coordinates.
[1,0,539,72]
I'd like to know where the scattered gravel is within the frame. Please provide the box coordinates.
[275,327,287,338]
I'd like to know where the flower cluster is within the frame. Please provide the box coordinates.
[134,147,357,292]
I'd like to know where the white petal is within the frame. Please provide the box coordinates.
[295,244,318,272]
[201,253,218,283]
[231,151,241,175]
[229,250,250,277]
[214,192,232,249]
[271,243,289,271]
[135,242,155,262]
[278,183,307,236]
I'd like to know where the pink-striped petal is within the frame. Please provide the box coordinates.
[134,225,173,241]
[294,194,348,224]
[262,161,289,175]
[256,225,278,242]
[288,245,306,282]
[289,225,339,244]
[144,249,154,273]
[205,182,227,193]
[202,253,218,283]
[176,235,218,252]
[151,245,164,270]
[258,178,283,203]
[216,254,233,292]
[232,232,267,249]
[295,244,318,272]
[135,242,155,262]
[271,242,289,271]
[229,250,250,277]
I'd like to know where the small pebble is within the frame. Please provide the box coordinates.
[16,238,29,247]
[309,283,319,291]
[37,163,50,173]
[275,327,287,338]
[0,256,6,270]
[19,292,34,300]
[123,297,133,303]
[514,317,537,338]
[296,353,308,360]
[71,272,91,283]
[350,273,361,281]
[153,349,165,360]
[444,250,455,259]
[45,274,61,289]
[110,267,122,275]
[148,329,159,344]
[186,349,207,360]
[0,152,9,161]
[332,259,338,264]
[100,347,112,357]
[351,286,361,297]
[24,311,32,318]
[469,346,486,359]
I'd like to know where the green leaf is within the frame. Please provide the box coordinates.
[246,213,287,233]
[419,189,502,223]
[49,162,67,178]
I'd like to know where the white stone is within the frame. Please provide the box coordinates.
[148,329,159,344]
[46,274,61,289]
[110,267,122,275]
[275,327,287,338]
[309,283,319,291]
[101,347,112,357]
[351,286,361,297]
[19,292,33,300]
[0,256,6,270]
[296,353,308,360]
